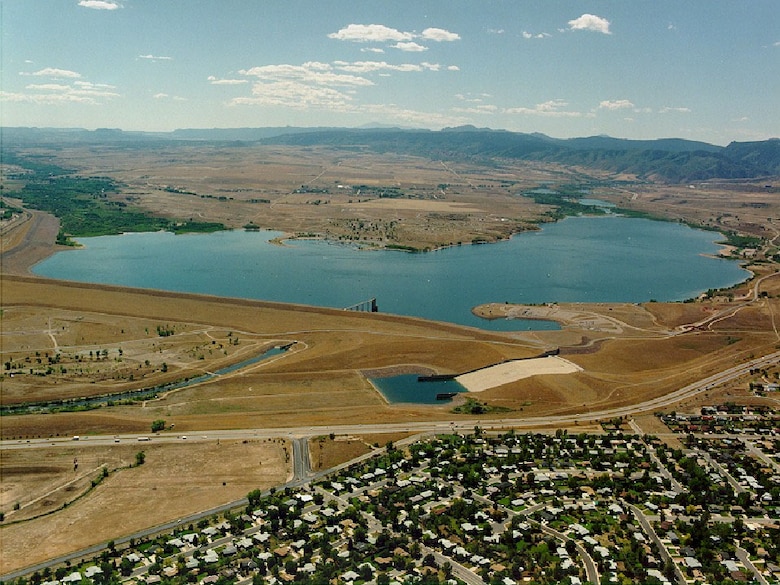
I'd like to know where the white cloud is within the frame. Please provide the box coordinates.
[659,106,691,114]
[8,77,118,105]
[227,59,464,129]
[328,24,461,48]
[773,41,780,47]
[233,81,355,109]
[361,104,465,128]
[139,54,173,62]
[26,83,72,92]
[328,24,413,43]
[227,58,459,127]
[393,42,428,52]
[421,28,461,42]
[240,63,374,87]
[568,14,611,35]
[25,67,82,79]
[453,105,499,115]
[522,31,551,40]
[208,76,248,85]
[599,99,634,110]
[153,93,187,101]
[334,61,423,74]
[74,80,116,91]
[78,0,121,9]
[487,28,505,35]
[447,65,460,71]
[506,99,586,118]
[1,91,89,105]
[361,47,385,54]
[456,93,484,103]
[237,59,454,86]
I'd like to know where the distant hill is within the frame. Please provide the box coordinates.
[723,139,780,175]
[263,129,780,183]
[3,126,778,184]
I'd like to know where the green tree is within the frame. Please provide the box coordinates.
[151,419,166,433]
[247,489,263,508]
[135,451,146,466]
[120,558,134,577]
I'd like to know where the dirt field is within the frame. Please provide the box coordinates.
[309,432,412,471]
[0,439,288,573]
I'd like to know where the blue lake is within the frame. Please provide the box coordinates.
[370,375,467,404]
[32,216,749,331]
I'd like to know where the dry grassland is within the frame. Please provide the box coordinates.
[309,432,412,471]
[14,145,571,251]
[592,181,780,242]
[0,439,288,573]
[1,275,547,439]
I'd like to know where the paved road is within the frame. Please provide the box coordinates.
[422,545,487,585]
[537,522,599,585]
[745,440,780,473]
[736,546,770,585]
[629,420,684,493]
[697,450,745,494]
[6,349,780,454]
[627,502,686,585]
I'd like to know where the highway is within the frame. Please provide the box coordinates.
[4,349,778,453]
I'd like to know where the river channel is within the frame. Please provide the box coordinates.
[33,215,749,331]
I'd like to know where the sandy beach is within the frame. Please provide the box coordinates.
[456,356,583,392]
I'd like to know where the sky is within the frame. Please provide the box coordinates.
[2,1,778,145]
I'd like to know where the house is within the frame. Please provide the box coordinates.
[684,557,702,569]
[83,567,103,579]
[203,550,219,564]
[646,569,671,584]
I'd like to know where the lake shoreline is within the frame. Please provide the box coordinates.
[27,216,751,332]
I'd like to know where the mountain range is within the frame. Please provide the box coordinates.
[4,125,778,184]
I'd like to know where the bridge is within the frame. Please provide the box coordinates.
[344,297,378,312]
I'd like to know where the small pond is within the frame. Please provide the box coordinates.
[370,374,468,404]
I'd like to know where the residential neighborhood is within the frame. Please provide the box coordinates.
[9,405,780,585]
